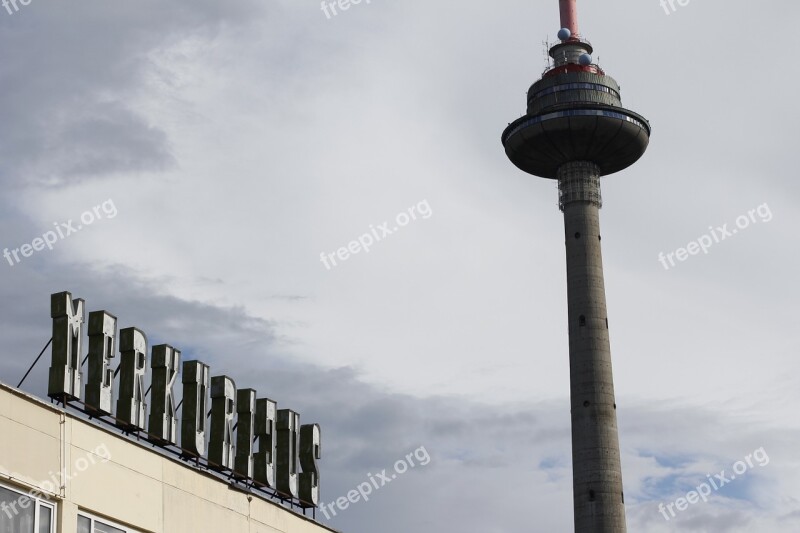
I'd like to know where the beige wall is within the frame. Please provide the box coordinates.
[0,383,337,533]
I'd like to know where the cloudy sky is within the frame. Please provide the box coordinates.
[1,0,799,531]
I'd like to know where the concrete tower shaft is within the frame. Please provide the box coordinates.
[559,162,626,532]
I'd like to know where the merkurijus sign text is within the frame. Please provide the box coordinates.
[46,291,321,509]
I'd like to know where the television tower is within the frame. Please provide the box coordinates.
[501,1,650,531]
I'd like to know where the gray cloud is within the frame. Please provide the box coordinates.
[0,0,266,187]
[2,267,797,532]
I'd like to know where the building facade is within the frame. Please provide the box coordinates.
[0,382,338,533]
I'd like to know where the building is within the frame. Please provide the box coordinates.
[501,0,651,531]
[1,290,336,533]
[0,380,339,533]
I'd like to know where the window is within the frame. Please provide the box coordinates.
[78,513,137,533]
[0,482,54,533]
[532,82,621,100]
[504,109,650,142]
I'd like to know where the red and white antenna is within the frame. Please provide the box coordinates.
[559,0,579,37]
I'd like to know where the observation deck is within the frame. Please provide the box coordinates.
[501,30,650,179]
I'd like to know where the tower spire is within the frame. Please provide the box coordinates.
[559,0,579,36]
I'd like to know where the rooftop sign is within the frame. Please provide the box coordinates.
[45,291,321,511]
